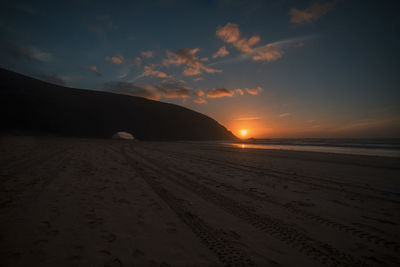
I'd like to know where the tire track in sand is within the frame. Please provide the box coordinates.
[121,146,256,267]
[128,146,368,267]
[157,149,399,204]
[157,151,400,253]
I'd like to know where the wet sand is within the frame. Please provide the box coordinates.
[0,136,399,266]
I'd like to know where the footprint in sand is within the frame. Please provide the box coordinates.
[50,206,60,217]
[104,258,122,267]
[132,249,145,258]
[166,227,177,234]
[101,231,116,243]
[115,198,130,204]
[34,239,48,245]
[98,249,111,256]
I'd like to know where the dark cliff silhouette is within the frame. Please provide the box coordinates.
[0,68,237,141]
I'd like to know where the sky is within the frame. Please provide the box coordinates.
[1,0,399,138]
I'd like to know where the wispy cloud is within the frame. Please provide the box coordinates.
[37,73,66,86]
[252,44,283,62]
[163,48,222,76]
[193,98,207,104]
[86,24,105,38]
[212,45,230,59]
[236,117,261,121]
[235,35,261,53]
[245,87,263,95]
[235,89,244,95]
[290,1,338,25]
[159,87,191,98]
[10,45,52,62]
[134,57,142,67]
[195,90,204,97]
[143,64,171,78]
[104,80,191,100]
[206,88,235,98]
[214,22,312,64]
[159,81,191,98]
[106,55,124,64]
[104,82,162,100]
[216,22,240,43]
[210,36,313,66]
[141,50,154,58]
[216,22,260,54]
[89,66,101,76]
[279,112,291,118]
[200,87,263,98]
[105,78,261,103]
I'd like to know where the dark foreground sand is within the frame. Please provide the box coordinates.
[0,136,399,267]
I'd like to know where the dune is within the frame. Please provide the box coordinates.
[0,68,237,141]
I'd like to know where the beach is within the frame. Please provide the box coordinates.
[0,136,399,267]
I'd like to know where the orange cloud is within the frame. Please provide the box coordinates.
[143,65,171,78]
[141,50,154,58]
[195,90,204,97]
[202,65,222,73]
[164,48,199,66]
[252,44,283,62]
[235,89,244,95]
[106,55,123,64]
[89,66,101,76]
[134,57,142,67]
[236,117,261,121]
[161,88,191,98]
[234,35,260,53]
[245,87,263,95]
[216,22,240,43]
[290,1,338,25]
[206,88,235,98]
[183,67,201,76]
[194,98,207,104]
[212,45,230,58]
[216,22,260,54]
[163,48,221,76]
[194,77,204,81]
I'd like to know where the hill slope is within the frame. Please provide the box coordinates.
[0,68,237,140]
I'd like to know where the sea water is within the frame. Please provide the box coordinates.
[225,138,400,158]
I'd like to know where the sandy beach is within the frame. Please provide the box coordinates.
[0,136,399,267]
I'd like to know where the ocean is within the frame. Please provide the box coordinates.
[224,138,400,158]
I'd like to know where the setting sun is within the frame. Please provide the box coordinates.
[240,129,248,137]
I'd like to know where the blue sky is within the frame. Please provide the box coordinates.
[1,0,399,138]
